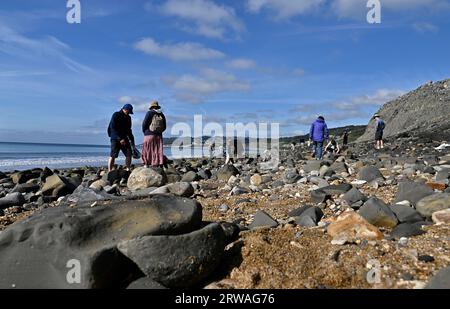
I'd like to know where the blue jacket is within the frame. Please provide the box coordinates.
[107,111,135,143]
[310,118,329,142]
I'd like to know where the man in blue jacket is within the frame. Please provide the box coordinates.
[309,116,329,160]
[107,104,135,171]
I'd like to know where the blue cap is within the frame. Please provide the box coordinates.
[122,104,134,114]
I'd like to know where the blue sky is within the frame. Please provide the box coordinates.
[0,0,449,145]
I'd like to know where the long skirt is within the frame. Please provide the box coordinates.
[142,135,164,166]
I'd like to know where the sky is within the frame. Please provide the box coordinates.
[0,0,449,145]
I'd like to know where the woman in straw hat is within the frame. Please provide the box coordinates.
[141,101,167,167]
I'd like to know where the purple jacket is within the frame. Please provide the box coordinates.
[310,118,329,142]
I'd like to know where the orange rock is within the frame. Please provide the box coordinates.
[426,182,448,191]
[432,209,450,225]
[327,210,383,244]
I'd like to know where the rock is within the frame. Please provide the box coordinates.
[327,211,383,244]
[294,207,323,227]
[249,210,278,229]
[89,179,108,191]
[416,193,450,217]
[358,198,398,228]
[11,183,40,194]
[351,180,367,187]
[127,277,167,289]
[0,192,26,210]
[118,223,227,288]
[283,168,300,184]
[250,174,262,186]
[197,169,211,180]
[0,195,202,288]
[127,167,167,191]
[181,171,198,182]
[149,186,171,195]
[41,174,72,197]
[329,161,347,174]
[288,205,311,217]
[217,165,239,182]
[395,181,434,206]
[343,187,367,206]
[218,204,229,212]
[390,223,425,239]
[319,165,329,177]
[357,165,384,182]
[11,170,38,184]
[432,208,450,225]
[320,184,352,195]
[303,161,321,173]
[436,169,450,182]
[66,186,111,204]
[426,182,447,191]
[0,171,7,179]
[166,182,194,197]
[231,186,250,196]
[426,267,450,289]
[391,205,424,223]
[310,189,330,204]
[103,169,130,185]
[418,255,435,263]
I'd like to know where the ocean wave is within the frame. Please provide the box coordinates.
[0,156,119,171]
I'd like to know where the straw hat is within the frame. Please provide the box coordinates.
[150,100,161,109]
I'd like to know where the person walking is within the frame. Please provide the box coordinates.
[309,116,329,160]
[374,114,385,150]
[342,130,349,146]
[107,104,135,172]
[141,101,166,167]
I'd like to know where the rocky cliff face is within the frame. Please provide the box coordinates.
[358,79,450,142]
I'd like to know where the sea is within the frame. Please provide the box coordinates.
[0,142,176,172]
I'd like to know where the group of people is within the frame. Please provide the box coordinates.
[308,114,385,160]
[106,102,386,170]
[107,101,166,171]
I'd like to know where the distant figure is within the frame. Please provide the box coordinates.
[342,130,349,146]
[142,101,167,167]
[325,137,341,155]
[374,114,385,150]
[107,104,135,172]
[309,116,329,160]
[290,142,296,151]
[225,137,244,165]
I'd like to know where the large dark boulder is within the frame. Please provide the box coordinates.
[343,187,367,206]
[426,266,450,289]
[11,183,40,194]
[0,192,26,210]
[0,195,202,288]
[217,165,239,182]
[118,223,227,288]
[294,207,323,227]
[249,210,278,229]
[394,181,434,206]
[357,166,384,182]
[358,198,398,228]
[391,205,424,223]
[320,184,352,195]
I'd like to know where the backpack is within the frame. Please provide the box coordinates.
[149,112,166,133]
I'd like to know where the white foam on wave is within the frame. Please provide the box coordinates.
[0,156,123,171]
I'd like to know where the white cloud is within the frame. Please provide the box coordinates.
[332,0,450,19]
[332,89,405,110]
[134,37,225,61]
[247,0,325,19]
[163,68,250,103]
[246,0,450,20]
[413,22,439,34]
[226,58,257,70]
[153,0,244,39]
[288,88,405,123]
[0,20,94,74]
